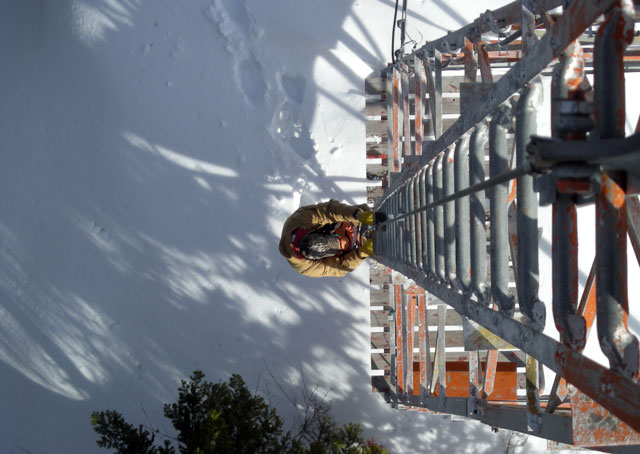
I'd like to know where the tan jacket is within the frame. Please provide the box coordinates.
[279,200,371,277]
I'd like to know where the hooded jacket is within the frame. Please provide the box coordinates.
[278,200,371,277]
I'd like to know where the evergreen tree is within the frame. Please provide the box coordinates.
[163,371,283,454]
[91,410,174,454]
[91,370,388,454]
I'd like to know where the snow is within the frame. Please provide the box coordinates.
[2,1,631,453]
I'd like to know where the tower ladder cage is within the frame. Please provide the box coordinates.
[366,0,640,451]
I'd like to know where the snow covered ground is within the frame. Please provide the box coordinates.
[3,1,636,453]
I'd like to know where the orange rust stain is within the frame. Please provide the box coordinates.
[429,361,517,400]
[555,179,591,194]
[507,179,517,203]
[566,78,582,91]
[406,295,415,394]
[483,350,499,396]
[414,69,423,147]
[393,70,400,172]
[564,4,589,58]
[581,268,597,333]
[412,362,421,396]
[572,390,640,446]
[418,296,428,389]
[601,172,626,208]
[556,378,569,401]
[395,284,404,394]
[404,284,423,296]
[608,9,634,47]
[560,349,640,432]
[583,302,597,339]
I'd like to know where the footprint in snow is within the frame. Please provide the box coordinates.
[238,57,267,107]
[280,73,306,105]
[271,73,312,159]
[271,102,314,160]
[204,0,267,107]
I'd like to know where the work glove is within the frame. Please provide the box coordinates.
[356,210,374,225]
[355,210,387,226]
[359,238,373,257]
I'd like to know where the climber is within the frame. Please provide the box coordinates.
[278,199,383,277]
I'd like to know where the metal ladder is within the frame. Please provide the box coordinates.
[366,0,640,450]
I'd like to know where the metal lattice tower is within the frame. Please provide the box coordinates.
[366,0,640,450]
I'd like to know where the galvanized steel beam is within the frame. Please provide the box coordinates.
[489,105,515,315]
[551,40,587,350]
[413,395,573,444]
[515,77,545,329]
[470,122,489,301]
[426,164,436,277]
[434,153,446,281]
[594,0,640,381]
[443,148,456,284]
[454,136,471,292]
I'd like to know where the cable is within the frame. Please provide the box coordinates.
[400,0,408,51]
[392,0,399,64]
[375,164,531,228]
[391,0,409,65]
